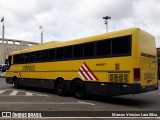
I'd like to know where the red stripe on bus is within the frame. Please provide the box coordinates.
[79,69,88,80]
[83,62,99,80]
[81,65,93,80]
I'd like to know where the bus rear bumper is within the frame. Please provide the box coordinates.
[85,82,158,96]
[108,84,158,96]
[134,84,158,94]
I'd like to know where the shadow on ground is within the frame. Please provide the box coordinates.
[8,85,153,108]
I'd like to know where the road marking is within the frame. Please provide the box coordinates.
[26,92,33,96]
[78,101,95,105]
[16,89,49,97]
[10,90,18,96]
[0,90,6,94]
[0,89,49,97]
[0,101,95,105]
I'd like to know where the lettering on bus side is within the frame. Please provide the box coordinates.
[96,63,106,66]
[22,65,35,71]
[144,72,155,80]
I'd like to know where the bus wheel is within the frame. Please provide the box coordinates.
[55,80,67,96]
[73,81,86,99]
[13,79,19,89]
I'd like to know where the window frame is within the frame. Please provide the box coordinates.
[12,35,132,64]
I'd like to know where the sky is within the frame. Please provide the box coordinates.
[0,0,160,47]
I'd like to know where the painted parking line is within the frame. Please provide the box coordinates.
[0,101,95,105]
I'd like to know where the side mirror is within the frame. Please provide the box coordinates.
[1,65,7,72]
[5,59,8,64]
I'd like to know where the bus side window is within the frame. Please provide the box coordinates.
[24,53,29,62]
[42,50,49,61]
[96,40,111,56]
[30,52,36,62]
[64,46,73,59]
[56,47,64,60]
[49,49,55,60]
[36,51,42,62]
[84,42,94,57]
[112,36,131,55]
[73,44,83,58]
[14,54,20,64]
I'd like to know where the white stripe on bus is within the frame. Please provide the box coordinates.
[82,64,96,81]
[80,67,90,80]
[78,71,85,80]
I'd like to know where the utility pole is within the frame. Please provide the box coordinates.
[103,16,111,33]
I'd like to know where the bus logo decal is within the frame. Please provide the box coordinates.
[78,62,98,81]
[17,72,22,78]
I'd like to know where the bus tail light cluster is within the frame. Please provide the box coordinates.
[134,68,140,83]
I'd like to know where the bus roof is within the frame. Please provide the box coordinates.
[11,27,140,55]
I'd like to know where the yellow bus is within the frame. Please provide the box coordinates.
[5,27,158,98]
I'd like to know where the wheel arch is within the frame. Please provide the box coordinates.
[54,77,65,88]
[70,77,84,91]
[12,76,18,84]
[71,77,86,99]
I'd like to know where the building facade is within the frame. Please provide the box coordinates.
[0,38,38,63]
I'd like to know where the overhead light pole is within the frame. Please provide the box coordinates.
[103,16,111,33]
[39,25,43,43]
[1,16,5,63]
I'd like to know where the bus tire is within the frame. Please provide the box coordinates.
[73,80,86,99]
[13,78,20,89]
[55,80,67,96]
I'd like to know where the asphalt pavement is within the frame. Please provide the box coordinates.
[0,78,160,119]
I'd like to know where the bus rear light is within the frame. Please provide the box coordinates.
[134,68,140,83]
